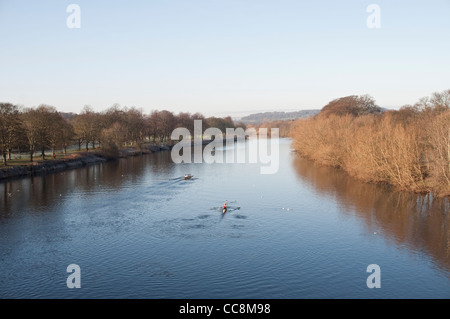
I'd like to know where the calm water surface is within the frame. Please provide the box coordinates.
[0,139,449,298]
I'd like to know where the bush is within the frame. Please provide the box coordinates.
[291,90,449,197]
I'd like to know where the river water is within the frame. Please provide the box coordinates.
[0,139,449,299]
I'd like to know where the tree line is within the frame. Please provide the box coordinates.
[291,89,450,197]
[246,120,296,138]
[0,103,243,164]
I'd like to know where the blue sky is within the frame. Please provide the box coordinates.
[0,0,449,117]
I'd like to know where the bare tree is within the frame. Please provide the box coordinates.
[60,118,75,155]
[73,106,98,151]
[320,95,381,117]
[0,103,21,165]
[158,110,175,142]
[147,110,160,142]
[47,111,71,157]
[430,89,450,111]
[21,108,41,162]
[100,122,127,158]
[125,107,147,147]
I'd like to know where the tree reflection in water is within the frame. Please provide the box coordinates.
[292,155,450,274]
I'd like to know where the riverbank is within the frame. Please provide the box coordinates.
[0,137,236,182]
[0,143,173,181]
[290,109,450,198]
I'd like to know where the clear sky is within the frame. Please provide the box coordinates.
[0,0,449,117]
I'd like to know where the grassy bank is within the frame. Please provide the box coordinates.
[0,138,222,181]
[0,143,168,181]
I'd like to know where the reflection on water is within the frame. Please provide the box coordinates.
[0,151,176,218]
[293,155,450,274]
[0,140,449,298]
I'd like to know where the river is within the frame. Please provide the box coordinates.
[0,138,449,298]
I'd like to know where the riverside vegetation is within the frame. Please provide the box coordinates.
[0,104,244,178]
[1,90,449,197]
[291,89,450,197]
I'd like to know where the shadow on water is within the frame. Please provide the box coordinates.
[292,155,450,273]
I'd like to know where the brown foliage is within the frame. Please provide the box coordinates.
[291,90,450,197]
[248,120,295,138]
[319,94,381,118]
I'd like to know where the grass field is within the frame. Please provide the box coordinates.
[1,150,86,168]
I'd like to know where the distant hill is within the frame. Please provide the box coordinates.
[240,109,320,124]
